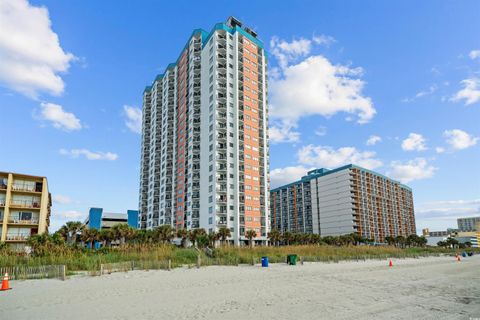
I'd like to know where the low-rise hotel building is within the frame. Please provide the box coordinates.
[270,165,416,243]
[0,172,51,250]
[84,207,138,230]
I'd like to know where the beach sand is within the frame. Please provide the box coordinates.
[2,255,479,319]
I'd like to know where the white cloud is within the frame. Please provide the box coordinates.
[270,36,313,69]
[38,102,82,131]
[123,105,142,134]
[388,158,436,183]
[62,210,83,219]
[469,50,480,60]
[270,166,312,188]
[435,147,445,154]
[315,126,327,137]
[297,144,383,170]
[59,149,118,161]
[312,34,336,46]
[269,122,300,143]
[270,55,375,126]
[443,129,478,150]
[415,199,480,224]
[401,133,427,151]
[450,78,480,105]
[0,0,75,98]
[415,85,437,98]
[366,135,381,146]
[268,36,375,142]
[403,85,438,103]
[52,194,72,205]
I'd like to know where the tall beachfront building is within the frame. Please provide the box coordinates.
[270,165,416,243]
[0,172,51,250]
[139,17,269,245]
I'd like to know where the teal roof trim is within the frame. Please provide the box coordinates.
[202,23,264,49]
[145,29,207,89]
[144,21,264,93]
[271,164,412,192]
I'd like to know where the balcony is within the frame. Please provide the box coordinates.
[12,184,42,193]
[8,219,39,225]
[5,235,30,241]
[10,200,41,209]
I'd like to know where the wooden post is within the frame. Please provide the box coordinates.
[168,259,171,271]
[100,264,103,276]
[197,254,201,268]
[61,265,66,281]
[300,256,304,265]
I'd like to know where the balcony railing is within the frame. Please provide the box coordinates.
[8,219,39,225]
[12,184,42,193]
[10,200,41,208]
[6,235,30,241]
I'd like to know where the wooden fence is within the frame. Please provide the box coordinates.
[0,265,66,281]
[99,260,171,275]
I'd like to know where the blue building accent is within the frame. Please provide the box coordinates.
[88,207,103,230]
[127,210,139,228]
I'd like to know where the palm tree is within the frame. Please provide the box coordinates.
[111,224,135,245]
[283,231,293,246]
[207,232,219,248]
[65,221,84,244]
[154,225,175,244]
[218,227,231,246]
[309,233,321,245]
[395,235,406,248]
[267,229,281,247]
[176,228,188,247]
[56,225,68,242]
[81,228,100,249]
[418,236,428,247]
[188,228,206,247]
[385,236,395,246]
[245,229,257,248]
[406,234,419,248]
[350,233,364,246]
[446,237,459,249]
[99,229,113,247]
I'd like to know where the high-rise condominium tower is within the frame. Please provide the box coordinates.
[139,17,269,245]
[270,165,416,243]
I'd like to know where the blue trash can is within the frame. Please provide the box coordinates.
[261,256,269,267]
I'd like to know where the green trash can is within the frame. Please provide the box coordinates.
[287,254,297,265]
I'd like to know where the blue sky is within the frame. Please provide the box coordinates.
[1,0,479,233]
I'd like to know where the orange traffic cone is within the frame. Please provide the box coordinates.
[1,273,11,291]
[389,260,393,267]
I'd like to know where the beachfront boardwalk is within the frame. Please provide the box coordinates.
[3,255,480,319]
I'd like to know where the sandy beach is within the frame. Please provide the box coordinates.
[2,255,479,320]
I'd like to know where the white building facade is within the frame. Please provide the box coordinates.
[139,17,269,245]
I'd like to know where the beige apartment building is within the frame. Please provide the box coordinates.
[0,172,51,250]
